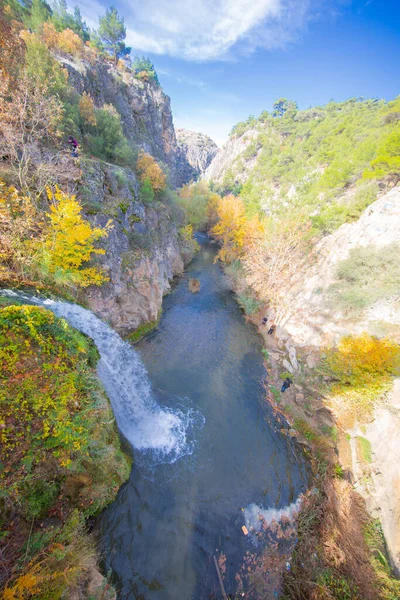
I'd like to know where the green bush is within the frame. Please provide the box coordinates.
[236,293,261,316]
[140,177,155,203]
[23,480,59,519]
[88,107,134,165]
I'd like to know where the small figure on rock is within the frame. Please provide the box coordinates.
[268,324,276,335]
[68,135,79,157]
[261,317,268,325]
[281,377,292,393]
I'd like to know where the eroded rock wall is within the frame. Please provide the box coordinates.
[57,55,191,187]
[176,128,218,180]
[76,159,185,335]
[279,186,400,347]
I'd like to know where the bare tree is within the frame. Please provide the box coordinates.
[0,72,63,196]
[243,216,313,324]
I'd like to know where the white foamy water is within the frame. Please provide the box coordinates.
[1,290,200,463]
[244,497,302,533]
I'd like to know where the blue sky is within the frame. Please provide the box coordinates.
[69,0,400,146]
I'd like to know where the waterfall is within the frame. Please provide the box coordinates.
[1,290,199,464]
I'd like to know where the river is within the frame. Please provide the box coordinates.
[98,235,309,599]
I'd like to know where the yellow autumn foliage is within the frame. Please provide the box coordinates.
[0,179,111,288]
[325,333,400,413]
[43,186,111,287]
[211,195,264,263]
[78,91,96,126]
[136,151,167,193]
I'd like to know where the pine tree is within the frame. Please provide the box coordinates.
[98,7,127,64]
[28,0,50,32]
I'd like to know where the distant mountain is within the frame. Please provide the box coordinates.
[176,129,218,180]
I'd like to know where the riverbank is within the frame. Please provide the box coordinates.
[239,305,400,599]
[0,298,131,599]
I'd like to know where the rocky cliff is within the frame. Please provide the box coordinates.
[57,55,192,188]
[203,126,261,184]
[176,129,218,180]
[73,158,186,336]
[279,186,400,347]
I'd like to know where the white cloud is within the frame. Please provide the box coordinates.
[72,0,338,61]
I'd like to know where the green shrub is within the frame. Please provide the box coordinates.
[88,106,134,165]
[317,569,354,600]
[23,480,59,519]
[140,177,155,204]
[236,293,261,316]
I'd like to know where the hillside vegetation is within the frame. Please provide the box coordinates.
[0,301,130,598]
[213,97,400,232]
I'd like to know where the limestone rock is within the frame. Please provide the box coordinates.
[282,359,294,374]
[280,186,400,346]
[176,129,218,179]
[78,161,187,335]
[188,278,201,293]
[204,127,261,184]
[56,56,193,187]
[86,566,116,600]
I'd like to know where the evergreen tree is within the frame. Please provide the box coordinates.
[272,98,298,118]
[28,0,50,32]
[73,6,89,41]
[98,7,127,64]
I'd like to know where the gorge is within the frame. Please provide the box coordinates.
[1,3,400,599]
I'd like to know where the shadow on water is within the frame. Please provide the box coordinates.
[99,235,309,599]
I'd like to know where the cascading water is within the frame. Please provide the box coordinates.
[1,290,199,464]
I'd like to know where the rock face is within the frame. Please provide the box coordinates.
[203,127,261,184]
[176,129,218,180]
[76,159,186,335]
[360,379,400,575]
[57,55,192,187]
[280,186,400,346]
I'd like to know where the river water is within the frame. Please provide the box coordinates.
[98,235,309,599]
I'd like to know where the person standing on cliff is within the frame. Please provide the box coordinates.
[281,377,292,393]
[68,136,79,157]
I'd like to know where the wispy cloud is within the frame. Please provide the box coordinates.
[73,0,344,61]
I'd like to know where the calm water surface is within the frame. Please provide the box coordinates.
[99,236,309,599]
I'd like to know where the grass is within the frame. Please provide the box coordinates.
[328,243,400,314]
[321,424,338,442]
[127,317,160,343]
[357,436,373,464]
[269,385,281,403]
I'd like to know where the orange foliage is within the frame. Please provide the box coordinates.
[326,333,400,389]
[41,21,58,49]
[211,195,263,263]
[57,28,83,55]
[136,151,166,193]
[0,8,25,87]
[41,23,83,56]
[79,92,96,127]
